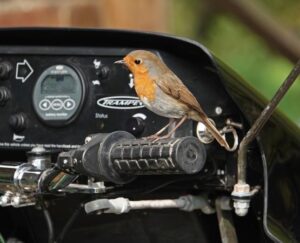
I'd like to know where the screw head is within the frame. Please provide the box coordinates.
[215,106,223,115]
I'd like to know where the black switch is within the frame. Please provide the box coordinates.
[0,87,11,106]
[0,62,12,80]
[126,117,145,137]
[9,113,27,132]
[97,65,110,79]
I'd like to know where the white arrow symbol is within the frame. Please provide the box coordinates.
[128,73,134,88]
[92,80,101,85]
[13,133,25,142]
[93,59,101,69]
[16,59,34,83]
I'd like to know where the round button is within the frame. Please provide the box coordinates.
[125,117,145,137]
[9,113,27,132]
[51,99,63,111]
[97,65,110,79]
[0,87,11,106]
[63,98,76,110]
[0,62,12,80]
[39,99,51,111]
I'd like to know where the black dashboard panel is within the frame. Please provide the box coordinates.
[0,29,239,151]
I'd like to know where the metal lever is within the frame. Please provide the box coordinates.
[84,194,215,215]
[232,59,300,216]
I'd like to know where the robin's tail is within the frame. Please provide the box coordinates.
[200,117,230,150]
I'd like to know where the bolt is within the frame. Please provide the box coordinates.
[31,146,46,153]
[233,199,250,216]
[215,106,223,115]
[85,136,92,144]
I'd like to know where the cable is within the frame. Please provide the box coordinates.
[141,162,219,195]
[38,195,55,243]
[141,179,186,195]
[43,207,55,243]
[37,167,55,243]
[141,174,214,195]
[56,205,82,243]
[258,138,281,243]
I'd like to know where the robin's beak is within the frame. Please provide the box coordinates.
[114,59,125,65]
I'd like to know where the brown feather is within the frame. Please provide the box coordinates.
[154,71,206,115]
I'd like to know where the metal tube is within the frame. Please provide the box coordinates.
[0,164,19,192]
[0,163,42,193]
[237,59,300,183]
[129,199,184,210]
[0,163,76,193]
[215,197,238,243]
[0,164,19,184]
[84,195,215,214]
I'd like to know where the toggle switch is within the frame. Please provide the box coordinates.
[9,113,27,132]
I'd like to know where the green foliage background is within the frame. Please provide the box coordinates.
[170,0,300,125]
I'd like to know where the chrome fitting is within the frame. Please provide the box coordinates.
[27,146,51,170]
[231,183,252,217]
[11,193,36,208]
[0,191,14,207]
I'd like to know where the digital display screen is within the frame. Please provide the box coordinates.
[41,74,76,94]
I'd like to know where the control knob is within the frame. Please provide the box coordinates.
[97,66,110,79]
[125,117,145,137]
[9,113,27,132]
[0,87,11,105]
[0,62,12,80]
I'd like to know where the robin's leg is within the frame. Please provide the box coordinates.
[153,116,187,142]
[144,118,176,141]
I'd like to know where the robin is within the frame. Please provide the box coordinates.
[115,50,230,150]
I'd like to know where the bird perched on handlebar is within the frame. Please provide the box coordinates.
[115,50,230,150]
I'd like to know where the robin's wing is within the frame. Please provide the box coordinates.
[154,71,206,115]
[154,71,230,150]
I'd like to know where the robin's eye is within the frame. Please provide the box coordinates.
[134,59,142,65]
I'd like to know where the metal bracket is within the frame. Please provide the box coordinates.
[196,118,242,151]
[60,181,106,194]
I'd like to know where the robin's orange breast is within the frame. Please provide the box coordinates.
[134,73,156,102]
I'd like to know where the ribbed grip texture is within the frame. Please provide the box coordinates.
[110,137,206,175]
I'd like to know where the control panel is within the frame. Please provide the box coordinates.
[0,30,238,152]
[0,50,173,150]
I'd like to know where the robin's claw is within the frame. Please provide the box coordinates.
[142,134,171,142]
[142,135,159,141]
[143,135,161,143]
[152,134,172,142]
